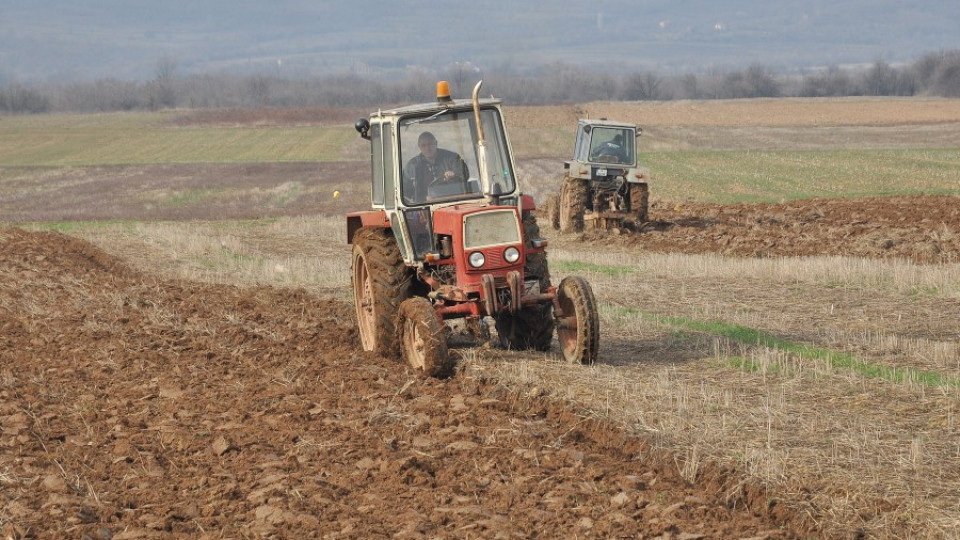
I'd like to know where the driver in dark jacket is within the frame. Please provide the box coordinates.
[595,134,627,163]
[403,131,469,204]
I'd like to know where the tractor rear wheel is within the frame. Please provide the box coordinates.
[555,276,600,364]
[558,175,587,233]
[630,182,650,222]
[351,227,412,357]
[397,297,451,378]
[544,192,560,230]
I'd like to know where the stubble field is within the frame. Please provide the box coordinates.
[2,97,960,539]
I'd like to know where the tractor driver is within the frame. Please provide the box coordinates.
[595,133,628,163]
[402,131,470,204]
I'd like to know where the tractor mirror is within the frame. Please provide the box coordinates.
[636,127,643,137]
[355,118,371,140]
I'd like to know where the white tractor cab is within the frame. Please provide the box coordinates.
[350,82,519,263]
[553,118,649,231]
[348,81,600,377]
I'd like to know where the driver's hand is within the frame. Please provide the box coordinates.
[443,171,455,182]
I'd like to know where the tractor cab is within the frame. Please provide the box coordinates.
[350,81,521,265]
[574,119,639,167]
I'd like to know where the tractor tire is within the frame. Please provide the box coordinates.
[396,297,451,378]
[558,175,587,233]
[555,276,600,365]
[495,304,554,352]
[351,227,412,358]
[544,192,561,230]
[495,211,554,351]
[630,182,650,222]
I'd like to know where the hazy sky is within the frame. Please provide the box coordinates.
[2,0,959,82]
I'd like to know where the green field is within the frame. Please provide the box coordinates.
[647,148,960,202]
[2,110,959,204]
[0,112,360,166]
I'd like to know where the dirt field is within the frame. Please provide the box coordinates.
[1,228,810,539]
[2,99,959,538]
[2,193,958,538]
[597,195,960,264]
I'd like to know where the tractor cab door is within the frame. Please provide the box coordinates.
[367,119,419,263]
[368,119,399,210]
[573,121,592,163]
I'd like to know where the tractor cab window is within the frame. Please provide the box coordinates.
[588,127,635,165]
[399,109,516,206]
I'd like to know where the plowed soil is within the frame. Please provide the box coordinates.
[586,194,960,264]
[1,228,809,539]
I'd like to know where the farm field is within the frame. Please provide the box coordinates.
[2,98,960,539]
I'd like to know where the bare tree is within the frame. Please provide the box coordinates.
[743,64,781,97]
[0,83,50,113]
[246,75,272,107]
[930,50,960,97]
[622,71,665,100]
[800,65,852,97]
[860,60,900,96]
[148,56,179,109]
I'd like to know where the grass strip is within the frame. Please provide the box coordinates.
[609,304,960,388]
[553,260,635,276]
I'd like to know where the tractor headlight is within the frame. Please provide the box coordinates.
[468,251,486,268]
[503,246,520,264]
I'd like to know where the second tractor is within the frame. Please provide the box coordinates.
[546,118,650,233]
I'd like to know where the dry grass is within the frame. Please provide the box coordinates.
[70,216,352,300]
[507,98,960,158]
[508,97,960,129]
[67,216,960,539]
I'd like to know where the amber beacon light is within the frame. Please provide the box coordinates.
[436,80,453,103]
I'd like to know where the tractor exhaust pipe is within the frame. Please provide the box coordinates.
[472,80,494,203]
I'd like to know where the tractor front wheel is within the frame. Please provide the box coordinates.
[351,227,411,357]
[555,276,600,364]
[397,297,451,378]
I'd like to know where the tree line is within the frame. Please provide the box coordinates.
[3,49,960,114]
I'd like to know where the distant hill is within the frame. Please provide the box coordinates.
[2,0,959,82]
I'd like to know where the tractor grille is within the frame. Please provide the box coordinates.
[463,210,521,249]
[482,248,505,268]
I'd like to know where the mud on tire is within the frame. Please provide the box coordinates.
[396,297,451,378]
[556,275,600,364]
[559,174,587,233]
[351,227,412,357]
[629,182,650,222]
[544,192,561,231]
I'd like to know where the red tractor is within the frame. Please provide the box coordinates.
[348,81,600,377]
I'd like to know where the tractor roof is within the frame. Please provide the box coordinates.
[579,118,638,130]
[374,98,502,119]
